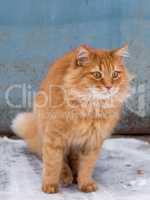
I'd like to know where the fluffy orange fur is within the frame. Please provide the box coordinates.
[12,44,130,193]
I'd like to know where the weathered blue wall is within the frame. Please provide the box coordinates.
[0,0,150,133]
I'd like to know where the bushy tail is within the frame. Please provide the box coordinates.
[11,112,41,156]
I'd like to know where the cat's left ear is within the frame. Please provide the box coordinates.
[76,45,90,66]
[112,43,129,58]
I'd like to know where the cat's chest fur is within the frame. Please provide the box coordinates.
[66,117,109,152]
[64,88,121,151]
[65,98,120,152]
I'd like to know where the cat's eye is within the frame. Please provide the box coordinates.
[112,71,120,79]
[91,71,102,79]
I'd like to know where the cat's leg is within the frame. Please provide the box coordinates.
[42,135,64,193]
[68,151,79,183]
[61,161,73,186]
[77,149,100,192]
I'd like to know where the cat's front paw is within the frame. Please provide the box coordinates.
[79,180,97,192]
[42,182,59,193]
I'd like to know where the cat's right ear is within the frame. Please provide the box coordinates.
[76,45,90,66]
[112,43,129,58]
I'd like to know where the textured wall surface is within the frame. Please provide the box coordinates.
[0,0,150,133]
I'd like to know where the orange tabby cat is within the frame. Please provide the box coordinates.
[11,44,130,193]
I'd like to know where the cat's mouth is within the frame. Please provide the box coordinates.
[70,87,119,101]
[87,87,119,100]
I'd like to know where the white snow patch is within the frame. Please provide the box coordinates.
[0,138,150,200]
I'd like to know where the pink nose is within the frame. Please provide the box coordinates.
[106,86,112,90]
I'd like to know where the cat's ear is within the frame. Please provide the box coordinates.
[112,43,129,58]
[76,45,90,66]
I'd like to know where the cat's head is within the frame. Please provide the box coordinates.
[65,44,130,101]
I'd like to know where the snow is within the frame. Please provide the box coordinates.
[0,137,150,200]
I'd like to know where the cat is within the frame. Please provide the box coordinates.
[11,44,130,193]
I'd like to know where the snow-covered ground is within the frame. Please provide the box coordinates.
[0,137,150,200]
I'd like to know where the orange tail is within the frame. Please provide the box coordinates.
[11,112,41,156]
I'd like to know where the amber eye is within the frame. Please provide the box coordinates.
[112,71,120,79]
[92,71,102,79]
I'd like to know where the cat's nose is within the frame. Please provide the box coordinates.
[106,86,112,90]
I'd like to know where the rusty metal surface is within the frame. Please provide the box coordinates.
[0,0,150,134]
